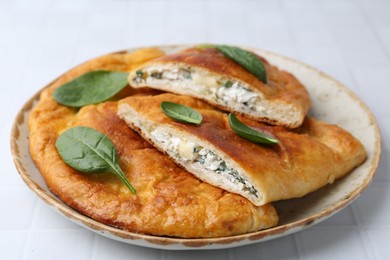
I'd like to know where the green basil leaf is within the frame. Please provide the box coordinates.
[55,126,136,194]
[228,113,279,145]
[161,102,202,125]
[216,45,267,84]
[52,70,129,107]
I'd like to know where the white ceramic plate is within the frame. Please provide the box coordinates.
[11,45,381,250]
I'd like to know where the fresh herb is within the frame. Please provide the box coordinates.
[134,70,145,83]
[224,80,233,88]
[161,101,202,125]
[55,126,136,194]
[182,70,192,80]
[136,70,144,78]
[216,45,267,84]
[217,161,228,171]
[198,156,206,165]
[228,113,279,145]
[151,72,162,79]
[52,70,129,107]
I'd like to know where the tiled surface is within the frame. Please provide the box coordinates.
[1,0,389,259]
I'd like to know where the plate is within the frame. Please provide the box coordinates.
[10,45,381,250]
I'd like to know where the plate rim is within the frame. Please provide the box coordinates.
[10,44,382,250]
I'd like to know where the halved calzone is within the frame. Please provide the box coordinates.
[128,47,311,128]
[118,93,366,206]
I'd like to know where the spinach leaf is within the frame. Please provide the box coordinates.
[52,70,129,107]
[228,113,279,145]
[161,102,202,125]
[216,45,267,84]
[55,126,136,194]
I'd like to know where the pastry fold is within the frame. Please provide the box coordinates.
[118,93,366,206]
[128,47,311,128]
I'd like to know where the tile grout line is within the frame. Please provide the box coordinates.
[279,0,304,60]
[349,157,377,258]
[159,0,168,45]
[227,247,239,260]
[119,0,135,48]
[159,247,166,260]
[20,199,40,259]
[66,0,92,70]
[358,227,379,260]
[89,234,100,260]
[241,0,252,46]
[355,0,390,62]
[317,0,364,92]
[293,232,305,259]
[202,0,211,43]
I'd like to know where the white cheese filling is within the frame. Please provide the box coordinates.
[216,82,262,112]
[134,68,264,114]
[150,128,258,197]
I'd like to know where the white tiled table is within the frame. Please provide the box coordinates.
[1,0,389,259]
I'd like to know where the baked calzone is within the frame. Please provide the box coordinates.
[118,93,367,206]
[128,47,311,128]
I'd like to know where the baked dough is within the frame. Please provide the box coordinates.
[28,48,278,238]
[118,93,367,206]
[128,47,311,128]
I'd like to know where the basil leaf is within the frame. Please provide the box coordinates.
[216,45,267,84]
[161,102,202,125]
[228,113,279,145]
[55,126,136,194]
[52,70,129,107]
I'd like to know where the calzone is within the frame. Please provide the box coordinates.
[128,47,311,128]
[118,93,367,206]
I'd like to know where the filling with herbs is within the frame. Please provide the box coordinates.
[134,68,263,114]
[151,129,258,197]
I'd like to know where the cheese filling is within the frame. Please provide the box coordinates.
[134,68,264,114]
[151,129,258,197]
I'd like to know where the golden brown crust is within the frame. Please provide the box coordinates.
[130,47,311,128]
[28,48,278,238]
[119,93,367,205]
